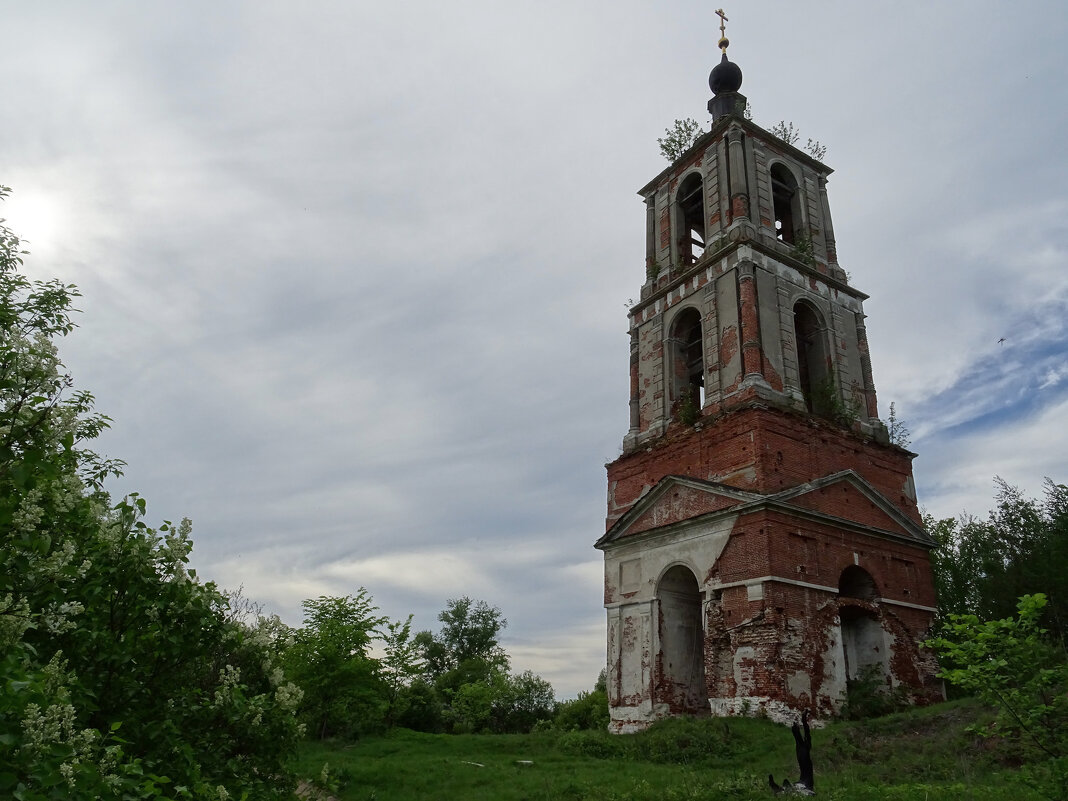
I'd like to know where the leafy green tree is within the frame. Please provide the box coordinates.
[658,118,704,162]
[438,670,554,734]
[394,678,445,733]
[285,591,388,739]
[928,595,1067,796]
[0,187,302,799]
[447,677,499,734]
[929,479,1068,640]
[410,597,555,733]
[380,613,424,726]
[554,671,609,731]
[491,670,555,733]
[416,596,509,686]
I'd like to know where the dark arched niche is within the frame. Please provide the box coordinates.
[676,173,705,265]
[656,565,708,715]
[839,565,879,601]
[668,307,704,417]
[793,300,831,415]
[770,163,801,244]
[837,567,889,684]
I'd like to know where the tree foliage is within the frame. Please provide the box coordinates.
[928,478,1068,640]
[274,593,555,737]
[928,595,1068,796]
[553,671,609,731]
[284,591,387,739]
[658,118,704,162]
[0,187,302,799]
[491,670,555,733]
[416,596,509,685]
[380,613,425,726]
[886,401,911,448]
[402,597,554,734]
[768,120,827,161]
[926,480,1068,796]
[769,120,799,145]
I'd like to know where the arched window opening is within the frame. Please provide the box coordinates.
[656,565,707,715]
[838,566,892,699]
[771,164,801,245]
[793,301,830,415]
[839,606,889,683]
[669,308,704,418]
[839,566,879,601]
[677,173,705,266]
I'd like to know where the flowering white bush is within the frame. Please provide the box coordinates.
[0,187,302,800]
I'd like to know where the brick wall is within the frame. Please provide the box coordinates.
[607,404,918,531]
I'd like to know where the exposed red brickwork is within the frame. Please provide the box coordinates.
[762,354,784,392]
[785,482,911,538]
[700,569,940,717]
[855,321,879,419]
[738,272,763,377]
[731,194,749,220]
[719,325,739,377]
[606,405,919,531]
[722,508,937,609]
[623,484,743,538]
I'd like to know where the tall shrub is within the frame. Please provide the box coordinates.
[0,188,302,799]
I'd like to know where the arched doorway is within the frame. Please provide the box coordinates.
[656,565,708,715]
[837,567,888,683]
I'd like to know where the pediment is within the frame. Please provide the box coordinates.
[597,476,760,546]
[768,470,933,545]
[596,470,934,551]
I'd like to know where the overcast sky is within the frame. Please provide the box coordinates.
[2,1,1066,698]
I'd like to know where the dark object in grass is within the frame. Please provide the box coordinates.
[769,709,814,795]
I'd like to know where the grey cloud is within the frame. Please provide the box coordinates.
[2,1,1067,696]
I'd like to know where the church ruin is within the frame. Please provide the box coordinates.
[596,19,942,732]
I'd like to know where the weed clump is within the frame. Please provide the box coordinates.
[557,730,626,760]
[629,717,738,764]
[840,664,910,720]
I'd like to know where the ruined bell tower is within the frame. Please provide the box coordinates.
[596,19,942,732]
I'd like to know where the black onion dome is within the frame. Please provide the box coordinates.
[709,52,742,95]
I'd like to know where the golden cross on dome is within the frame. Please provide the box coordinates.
[715,8,730,53]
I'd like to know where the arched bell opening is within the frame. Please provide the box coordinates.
[656,565,708,715]
[793,300,832,416]
[668,307,704,420]
[771,163,802,245]
[676,173,706,266]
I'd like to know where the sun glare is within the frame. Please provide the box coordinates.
[3,188,67,259]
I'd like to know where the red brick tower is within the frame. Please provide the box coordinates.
[596,31,941,732]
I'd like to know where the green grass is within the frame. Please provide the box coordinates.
[293,700,1052,801]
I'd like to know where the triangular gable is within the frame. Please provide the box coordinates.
[597,476,760,547]
[768,470,934,545]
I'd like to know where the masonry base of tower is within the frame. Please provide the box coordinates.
[598,406,943,730]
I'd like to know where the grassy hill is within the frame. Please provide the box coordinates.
[294,699,1055,800]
